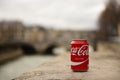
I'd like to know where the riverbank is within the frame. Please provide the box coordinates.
[0,48,23,64]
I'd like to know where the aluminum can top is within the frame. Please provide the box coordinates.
[71,40,88,44]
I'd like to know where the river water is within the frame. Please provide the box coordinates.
[0,54,54,80]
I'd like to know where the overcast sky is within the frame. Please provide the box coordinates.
[0,0,106,30]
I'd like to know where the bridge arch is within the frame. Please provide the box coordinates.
[20,43,37,54]
[44,44,58,54]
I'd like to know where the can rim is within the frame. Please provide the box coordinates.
[72,39,87,41]
[71,39,88,44]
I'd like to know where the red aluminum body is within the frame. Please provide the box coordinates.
[71,40,89,71]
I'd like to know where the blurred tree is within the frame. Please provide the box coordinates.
[98,0,119,41]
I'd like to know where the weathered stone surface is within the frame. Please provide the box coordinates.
[14,44,120,80]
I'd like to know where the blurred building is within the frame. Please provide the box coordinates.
[24,26,46,43]
[0,21,24,42]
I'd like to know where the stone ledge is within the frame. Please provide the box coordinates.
[14,50,120,80]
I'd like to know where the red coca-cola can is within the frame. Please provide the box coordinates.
[71,40,89,71]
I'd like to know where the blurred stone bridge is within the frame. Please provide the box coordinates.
[0,21,97,54]
[1,31,96,54]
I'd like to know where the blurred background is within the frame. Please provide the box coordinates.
[0,0,120,80]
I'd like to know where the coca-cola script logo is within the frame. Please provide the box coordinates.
[71,45,88,56]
